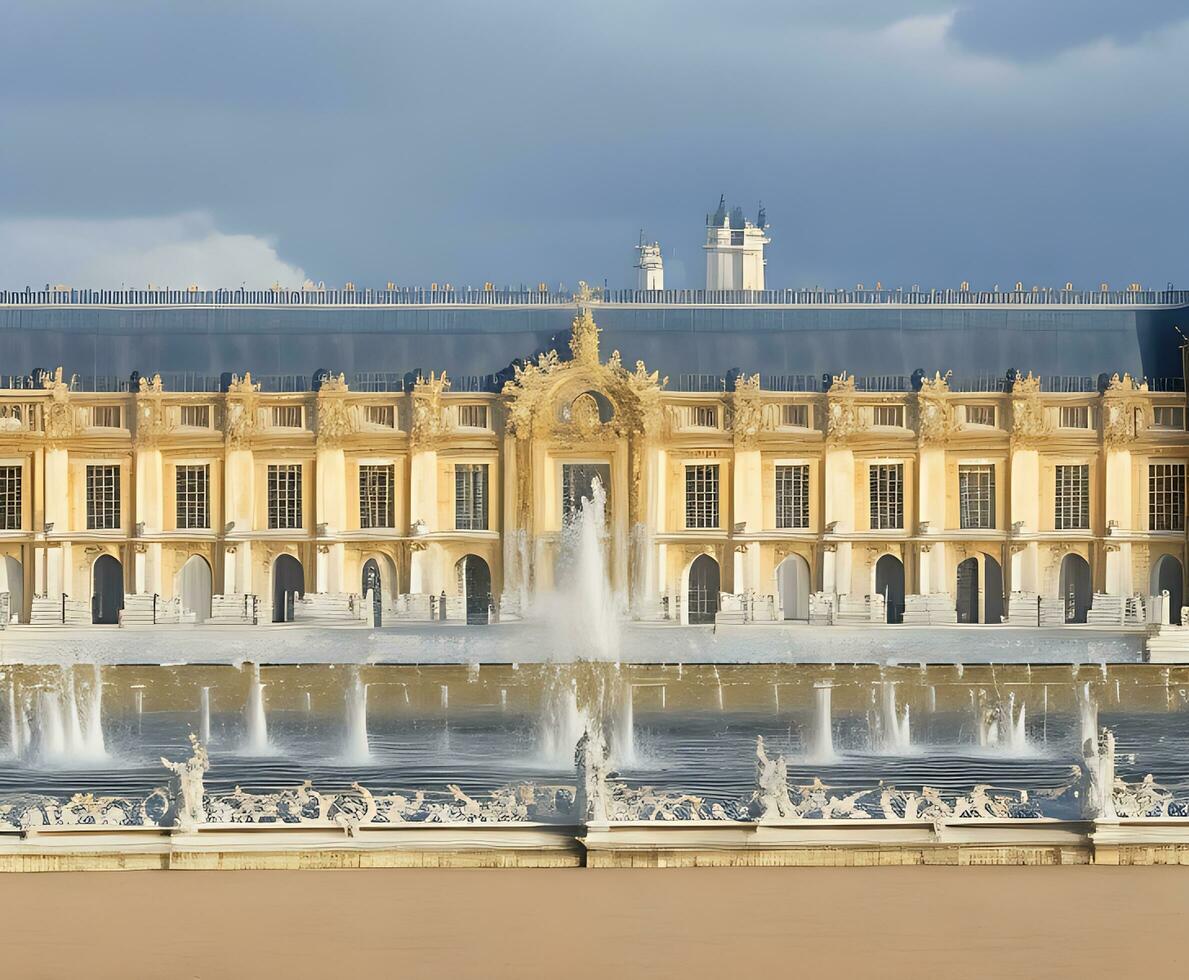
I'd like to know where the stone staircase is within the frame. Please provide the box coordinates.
[902,593,957,625]
[1087,593,1125,627]
[393,593,435,622]
[119,593,182,625]
[835,594,886,624]
[1145,625,1189,663]
[29,595,90,626]
[292,592,366,624]
[207,594,258,625]
[809,592,835,625]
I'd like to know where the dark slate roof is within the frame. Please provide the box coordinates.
[0,299,1184,392]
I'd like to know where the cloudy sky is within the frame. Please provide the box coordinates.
[1,0,1187,291]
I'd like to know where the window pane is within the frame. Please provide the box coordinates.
[775,464,809,529]
[0,466,21,530]
[175,464,210,529]
[1054,464,1090,530]
[959,464,995,529]
[267,464,302,529]
[1149,463,1185,532]
[359,465,394,529]
[455,464,489,530]
[86,465,121,530]
[685,464,719,529]
[869,463,904,530]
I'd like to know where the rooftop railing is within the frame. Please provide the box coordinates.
[2,287,1188,308]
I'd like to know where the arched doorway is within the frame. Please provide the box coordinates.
[456,554,491,625]
[1060,553,1091,624]
[362,558,383,626]
[272,554,304,623]
[687,554,720,625]
[1151,554,1184,626]
[92,554,124,625]
[956,557,979,624]
[776,554,810,622]
[983,554,1005,624]
[177,555,212,624]
[875,555,905,624]
[0,556,22,624]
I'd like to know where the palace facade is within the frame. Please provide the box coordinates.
[0,286,1185,628]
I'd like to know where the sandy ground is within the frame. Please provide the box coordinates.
[0,866,1185,979]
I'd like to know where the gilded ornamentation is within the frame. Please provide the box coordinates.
[914,370,957,446]
[410,371,452,447]
[134,373,172,448]
[224,372,261,448]
[1102,372,1147,449]
[1010,372,1050,447]
[41,367,78,445]
[730,373,765,448]
[316,373,357,447]
[825,372,862,446]
[501,309,666,444]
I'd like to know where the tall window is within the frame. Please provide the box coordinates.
[562,463,611,522]
[869,463,904,530]
[267,464,303,529]
[0,466,21,530]
[455,464,488,530]
[692,405,718,428]
[1055,463,1090,530]
[86,465,121,530]
[1150,463,1185,532]
[359,465,394,529]
[958,464,995,529]
[175,465,210,529]
[685,464,719,529]
[775,464,809,529]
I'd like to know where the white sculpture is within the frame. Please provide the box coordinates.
[161,733,209,832]
[754,736,795,821]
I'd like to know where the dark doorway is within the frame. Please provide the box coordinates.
[362,558,383,627]
[1060,553,1091,624]
[458,554,492,625]
[687,554,720,625]
[875,555,905,624]
[956,557,979,624]
[984,554,1005,624]
[1153,555,1184,626]
[92,554,124,625]
[562,462,611,524]
[272,554,304,623]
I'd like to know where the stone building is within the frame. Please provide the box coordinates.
[0,284,1184,628]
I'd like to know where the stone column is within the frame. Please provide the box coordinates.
[823,445,854,594]
[315,446,346,593]
[1103,447,1133,596]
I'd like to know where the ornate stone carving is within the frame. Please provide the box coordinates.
[316,373,357,447]
[730,373,765,448]
[1101,373,1147,450]
[754,736,795,820]
[501,308,666,444]
[825,372,863,445]
[410,371,452,447]
[914,371,958,446]
[41,367,78,445]
[1010,372,1050,447]
[134,373,172,448]
[161,733,209,832]
[224,372,261,448]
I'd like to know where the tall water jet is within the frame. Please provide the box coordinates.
[610,684,636,766]
[1079,682,1098,757]
[342,667,371,763]
[199,687,211,745]
[77,664,107,762]
[537,675,587,766]
[36,689,67,761]
[550,477,620,662]
[6,681,21,758]
[808,682,836,763]
[876,682,911,752]
[243,664,270,754]
[1001,693,1028,753]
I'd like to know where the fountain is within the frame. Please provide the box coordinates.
[199,687,211,745]
[26,665,107,766]
[342,667,371,763]
[875,681,911,753]
[6,681,22,758]
[610,684,636,767]
[242,663,270,754]
[1079,682,1098,757]
[808,682,836,763]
